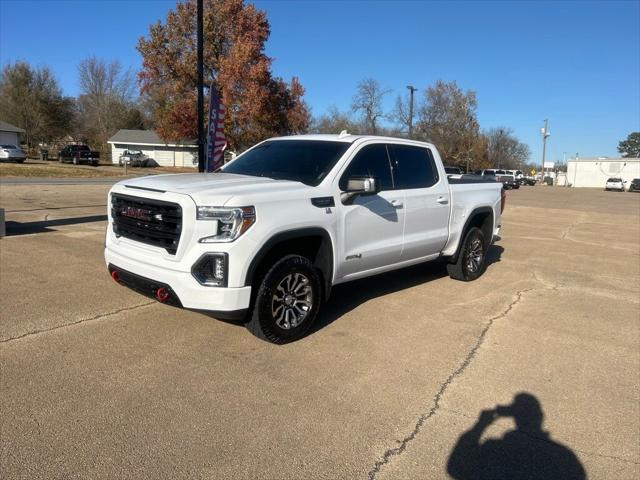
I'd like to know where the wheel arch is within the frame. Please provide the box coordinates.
[450,207,494,263]
[244,227,335,301]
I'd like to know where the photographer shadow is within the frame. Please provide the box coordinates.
[447,392,586,480]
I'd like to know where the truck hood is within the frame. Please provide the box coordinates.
[119,172,315,206]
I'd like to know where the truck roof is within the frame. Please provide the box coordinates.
[269,133,436,147]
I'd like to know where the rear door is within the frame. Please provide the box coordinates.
[388,143,450,261]
[336,143,405,278]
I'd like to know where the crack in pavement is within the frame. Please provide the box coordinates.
[367,287,535,480]
[0,301,156,344]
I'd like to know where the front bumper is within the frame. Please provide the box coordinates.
[105,246,251,316]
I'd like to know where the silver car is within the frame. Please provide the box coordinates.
[118,150,149,167]
[0,144,26,163]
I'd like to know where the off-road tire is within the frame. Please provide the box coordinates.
[245,254,322,344]
[447,227,487,282]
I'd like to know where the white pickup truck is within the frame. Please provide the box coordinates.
[105,135,504,343]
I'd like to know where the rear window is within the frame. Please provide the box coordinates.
[608,178,621,182]
[389,144,439,189]
[1,144,16,149]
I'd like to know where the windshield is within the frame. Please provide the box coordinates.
[1,144,17,149]
[222,140,351,186]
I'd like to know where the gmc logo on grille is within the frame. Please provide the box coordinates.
[120,206,153,221]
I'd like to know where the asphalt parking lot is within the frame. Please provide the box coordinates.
[1,182,638,479]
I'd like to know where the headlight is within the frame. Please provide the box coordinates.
[196,206,255,243]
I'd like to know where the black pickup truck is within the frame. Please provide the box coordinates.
[58,145,100,166]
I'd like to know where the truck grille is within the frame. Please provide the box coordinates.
[111,194,182,254]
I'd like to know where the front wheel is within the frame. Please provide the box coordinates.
[245,255,322,344]
[447,227,487,281]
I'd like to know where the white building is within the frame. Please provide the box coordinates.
[0,121,24,146]
[566,157,640,188]
[108,129,198,167]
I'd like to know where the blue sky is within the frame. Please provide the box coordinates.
[1,0,639,164]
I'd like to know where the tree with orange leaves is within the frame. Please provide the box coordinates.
[137,0,309,150]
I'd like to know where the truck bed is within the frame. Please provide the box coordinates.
[441,175,503,257]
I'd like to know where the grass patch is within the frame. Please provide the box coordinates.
[0,162,124,178]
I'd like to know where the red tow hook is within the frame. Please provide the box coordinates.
[111,270,121,283]
[155,287,170,303]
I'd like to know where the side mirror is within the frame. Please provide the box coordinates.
[341,177,378,204]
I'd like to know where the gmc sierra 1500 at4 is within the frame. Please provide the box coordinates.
[105,134,504,343]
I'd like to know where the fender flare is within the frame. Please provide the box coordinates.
[450,206,494,263]
[244,227,335,301]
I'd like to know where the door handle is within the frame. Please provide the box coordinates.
[436,197,449,204]
[391,200,404,209]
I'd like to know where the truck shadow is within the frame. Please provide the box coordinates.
[309,244,504,336]
[5,215,108,236]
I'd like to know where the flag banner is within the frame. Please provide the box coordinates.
[205,85,227,172]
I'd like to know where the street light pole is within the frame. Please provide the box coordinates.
[540,119,550,183]
[197,0,205,173]
[406,85,417,138]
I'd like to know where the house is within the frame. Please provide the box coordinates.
[107,129,198,167]
[0,121,25,146]
[566,156,640,188]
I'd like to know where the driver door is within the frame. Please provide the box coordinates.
[336,143,405,279]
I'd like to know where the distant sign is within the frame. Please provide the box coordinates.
[544,162,555,170]
[530,169,536,175]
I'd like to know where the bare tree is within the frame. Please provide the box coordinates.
[486,127,530,169]
[0,62,74,148]
[312,105,360,134]
[351,78,390,134]
[415,80,479,167]
[77,57,142,155]
[390,94,412,137]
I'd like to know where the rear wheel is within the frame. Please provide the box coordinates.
[245,254,322,344]
[447,227,487,281]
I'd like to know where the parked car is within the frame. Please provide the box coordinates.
[119,150,149,167]
[58,144,100,166]
[496,174,518,190]
[505,169,524,185]
[628,178,640,192]
[106,134,505,343]
[0,144,26,163]
[521,176,537,186]
[605,177,625,192]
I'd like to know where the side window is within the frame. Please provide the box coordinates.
[389,144,439,189]
[339,144,393,191]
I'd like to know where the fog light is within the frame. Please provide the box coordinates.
[192,253,228,287]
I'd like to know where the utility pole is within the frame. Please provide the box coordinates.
[540,119,550,183]
[406,85,417,138]
[197,0,205,173]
